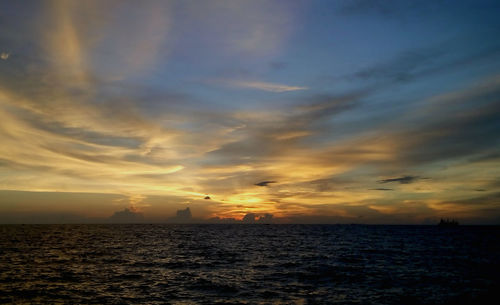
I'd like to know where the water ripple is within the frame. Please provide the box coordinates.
[0,224,499,304]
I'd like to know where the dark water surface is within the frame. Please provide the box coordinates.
[1,225,499,304]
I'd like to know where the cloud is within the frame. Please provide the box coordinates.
[204,196,211,200]
[176,207,192,219]
[2,70,497,222]
[343,39,500,86]
[205,212,274,224]
[242,213,256,223]
[43,0,170,82]
[386,76,500,165]
[108,208,144,223]
[370,188,394,191]
[257,213,273,223]
[216,79,307,92]
[255,181,277,187]
[378,176,419,184]
[441,192,500,207]
[0,56,200,198]
[210,79,308,93]
[290,92,365,125]
[201,91,365,169]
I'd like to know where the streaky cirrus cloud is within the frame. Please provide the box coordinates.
[213,79,308,92]
[378,176,420,184]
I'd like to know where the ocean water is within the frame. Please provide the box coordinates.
[0,225,499,304]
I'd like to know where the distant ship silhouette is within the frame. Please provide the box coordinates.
[438,218,459,227]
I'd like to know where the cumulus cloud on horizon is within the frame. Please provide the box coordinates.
[108,208,144,223]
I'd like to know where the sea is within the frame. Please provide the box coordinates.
[1,224,499,304]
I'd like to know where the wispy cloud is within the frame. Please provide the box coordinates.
[43,0,170,83]
[378,176,420,184]
[255,181,277,187]
[217,79,308,92]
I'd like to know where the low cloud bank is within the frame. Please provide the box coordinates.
[209,213,274,224]
[107,208,144,223]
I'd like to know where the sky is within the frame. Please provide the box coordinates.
[1,0,500,224]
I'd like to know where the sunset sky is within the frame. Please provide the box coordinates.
[1,0,500,224]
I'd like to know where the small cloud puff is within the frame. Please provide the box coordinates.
[378,175,419,184]
[255,181,277,187]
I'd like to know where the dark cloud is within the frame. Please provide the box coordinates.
[255,181,276,187]
[242,213,256,223]
[370,188,394,191]
[239,213,274,224]
[378,176,419,184]
[108,208,144,223]
[165,207,195,224]
[206,213,274,224]
[257,213,274,223]
[176,207,192,219]
[204,196,211,200]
